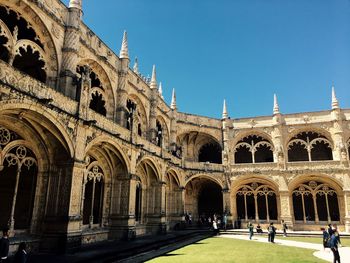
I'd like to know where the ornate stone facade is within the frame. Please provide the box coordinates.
[0,0,349,253]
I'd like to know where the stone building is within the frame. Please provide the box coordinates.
[0,0,349,253]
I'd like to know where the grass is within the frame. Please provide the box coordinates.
[279,236,350,247]
[148,236,327,263]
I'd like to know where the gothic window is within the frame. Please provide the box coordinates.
[288,132,333,162]
[156,120,163,147]
[234,135,273,164]
[76,66,107,116]
[198,142,222,164]
[0,127,37,231]
[292,181,339,223]
[126,99,137,130]
[135,180,142,222]
[236,183,277,222]
[83,159,104,227]
[0,5,47,82]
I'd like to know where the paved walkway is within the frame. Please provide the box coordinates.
[221,234,350,262]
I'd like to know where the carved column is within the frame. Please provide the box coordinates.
[222,188,232,227]
[59,5,82,99]
[110,174,137,240]
[344,190,350,233]
[279,191,293,230]
[148,89,158,143]
[115,68,129,127]
[169,109,178,154]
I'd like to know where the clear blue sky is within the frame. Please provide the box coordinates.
[63,0,350,118]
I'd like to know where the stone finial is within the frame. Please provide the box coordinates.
[119,31,129,59]
[273,94,280,115]
[150,65,157,89]
[69,0,82,9]
[332,86,339,109]
[133,57,139,74]
[222,99,228,119]
[158,82,164,99]
[170,88,177,110]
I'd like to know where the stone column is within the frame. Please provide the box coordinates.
[109,174,137,240]
[222,188,232,228]
[343,190,350,233]
[59,4,82,99]
[279,191,293,230]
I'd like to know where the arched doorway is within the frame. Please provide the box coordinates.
[185,177,223,221]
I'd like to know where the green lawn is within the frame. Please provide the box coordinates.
[279,236,350,246]
[148,236,327,263]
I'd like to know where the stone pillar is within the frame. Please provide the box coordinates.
[109,174,137,240]
[222,188,232,228]
[169,109,178,154]
[115,69,129,127]
[279,191,293,230]
[343,190,350,233]
[59,4,82,99]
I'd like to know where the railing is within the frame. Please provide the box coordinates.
[184,161,224,172]
[230,162,278,173]
[0,60,78,114]
[285,160,344,171]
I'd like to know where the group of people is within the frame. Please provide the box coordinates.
[0,228,28,263]
[247,222,282,242]
[322,224,341,263]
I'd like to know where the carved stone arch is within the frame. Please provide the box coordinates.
[287,130,333,162]
[77,59,116,119]
[230,175,279,195]
[285,127,334,148]
[0,102,75,158]
[177,131,222,163]
[85,136,130,175]
[288,174,343,194]
[0,1,59,84]
[127,94,148,137]
[185,174,224,189]
[233,133,274,163]
[165,168,181,189]
[136,157,162,185]
[156,115,169,148]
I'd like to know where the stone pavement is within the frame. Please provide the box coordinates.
[221,234,350,262]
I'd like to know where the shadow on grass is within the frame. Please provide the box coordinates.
[161,253,184,257]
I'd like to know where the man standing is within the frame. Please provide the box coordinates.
[268,223,276,243]
[330,231,341,263]
[247,222,254,240]
[0,228,9,262]
[282,220,288,237]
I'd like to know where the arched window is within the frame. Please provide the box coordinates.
[0,5,47,82]
[234,135,273,164]
[236,183,277,222]
[76,66,107,116]
[83,160,104,227]
[292,181,339,223]
[156,120,163,147]
[0,127,37,231]
[288,132,333,162]
[126,99,137,131]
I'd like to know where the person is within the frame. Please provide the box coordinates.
[222,214,227,230]
[267,223,276,243]
[282,220,288,237]
[247,222,254,240]
[13,242,28,263]
[322,227,330,250]
[333,225,341,247]
[188,213,192,225]
[330,231,341,263]
[0,228,9,263]
[213,220,219,235]
[256,224,263,234]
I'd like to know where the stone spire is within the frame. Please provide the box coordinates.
[332,86,339,109]
[69,0,82,9]
[119,31,129,59]
[133,57,139,74]
[150,65,157,89]
[170,88,177,110]
[158,82,164,99]
[222,99,228,119]
[273,94,280,115]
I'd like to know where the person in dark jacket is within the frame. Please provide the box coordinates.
[322,227,330,250]
[0,228,9,263]
[13,242,28,263]
[268,223,276,243]
[330,232,341,263]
